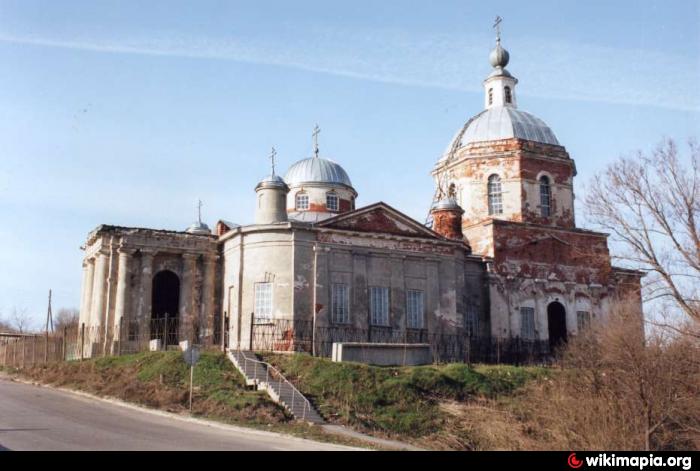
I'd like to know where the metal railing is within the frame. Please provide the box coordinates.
[233,349,312,421]
[249,317,553,365]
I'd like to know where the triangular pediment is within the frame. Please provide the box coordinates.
[317,202,442,239]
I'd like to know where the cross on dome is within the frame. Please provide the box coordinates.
[312,124,321,158]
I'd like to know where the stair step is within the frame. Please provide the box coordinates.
[228,350,324,424]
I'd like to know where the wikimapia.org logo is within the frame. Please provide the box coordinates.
[567,453,693,470]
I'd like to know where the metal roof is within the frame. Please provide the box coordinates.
[445,106,559,154]
[284,157,353,188]
[287,211,335,223]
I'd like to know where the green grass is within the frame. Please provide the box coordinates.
[260,353,547,437]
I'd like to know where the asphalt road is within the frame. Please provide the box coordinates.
[0,379,354,451]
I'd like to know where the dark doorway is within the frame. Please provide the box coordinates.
[152,270,180,346]
[547,301,568,353]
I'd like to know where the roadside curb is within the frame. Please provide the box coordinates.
[0,375,363,451]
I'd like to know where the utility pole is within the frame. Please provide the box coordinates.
[45,289,54,333]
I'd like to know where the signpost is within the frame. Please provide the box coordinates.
[182,346,200,412]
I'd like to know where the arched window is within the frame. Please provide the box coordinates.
[487,174,503,215]
[488,88,494,106]
[295,192,309,211]
[539,175,551,217]
[326,192,339,212]
[504,86,512,104]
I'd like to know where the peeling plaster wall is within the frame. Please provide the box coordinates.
[433,139,576,232]
[79,226,218,353]
[286,184,355,214]
[221,228,296,350]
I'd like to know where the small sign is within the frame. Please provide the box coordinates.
[183,346,200,366]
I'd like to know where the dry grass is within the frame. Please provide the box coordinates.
[12,351,287,425]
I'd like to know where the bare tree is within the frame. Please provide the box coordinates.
[54,308,79,331]
[0,310,13,332]
[585,138,699,326]
[9,307,33,333]
[522,300,700,451]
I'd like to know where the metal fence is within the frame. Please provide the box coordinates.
[0,315,552,368]
[250,318,552,365]
[0,318,184,368]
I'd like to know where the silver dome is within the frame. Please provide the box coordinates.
[284,157,353,188]
[256,174,287,190]
[432,197,463,211]
[185,221,211,235]
[489,43,510,68]
[444,106,559,155]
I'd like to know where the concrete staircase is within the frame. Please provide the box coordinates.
[227,349,325,424]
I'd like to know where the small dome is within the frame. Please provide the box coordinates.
[489,42,510,68]
[255,174,287,190]
[185,221,211,235]
[284,157,353,188]
[443,106,559,157]
[432,197,462,211]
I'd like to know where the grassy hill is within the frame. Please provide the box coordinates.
[260,353,550,449]
[3,351,553,450]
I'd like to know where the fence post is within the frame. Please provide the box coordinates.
[32,336,37,366]
[80,323,85,361]
[249,314,254,351]
[118,316,123,356]
[44,331,49,363]
[62,326,67,361]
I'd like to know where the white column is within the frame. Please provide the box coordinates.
[79,259,95,326]
[179,253,198,343]
[113,248,133,336]
[139,250,155,341]
[90,250,109,328]
[201,255,218,345]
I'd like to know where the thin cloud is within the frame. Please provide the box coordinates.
[0,26,697,111]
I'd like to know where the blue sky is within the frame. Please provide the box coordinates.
[0,0,698,327]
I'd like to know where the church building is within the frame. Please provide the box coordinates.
[77,32,642,360]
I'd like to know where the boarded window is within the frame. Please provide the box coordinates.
[331,284,350,324]
[295,193,309,210]
[520,307,536,340]
[577,311,591,331]
[369,287,390,326]
[488,174,503,215]
[539,175,551,217]
[504,86,512,104]
[254,282,273,321]
[406,290,424,329]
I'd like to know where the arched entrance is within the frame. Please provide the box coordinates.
[151,270,180,346]
[547,301,568,353]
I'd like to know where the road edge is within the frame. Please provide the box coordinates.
[0,374,364,451]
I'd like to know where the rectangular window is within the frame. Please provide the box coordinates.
[577,311,591,331]
[326,193,339,212]
[295,193,309,210]
[520,307,536,340]
[465,304,479,337]
[369,286,390,326]
[331,284,350,324]
[406,290,424,329]
[254,282,273,321]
